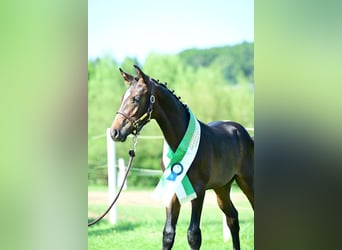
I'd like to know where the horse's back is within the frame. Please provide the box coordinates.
[208,120,253,145]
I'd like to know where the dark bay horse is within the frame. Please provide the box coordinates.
[110,65,254,250]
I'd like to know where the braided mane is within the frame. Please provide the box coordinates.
[151,78,188,110]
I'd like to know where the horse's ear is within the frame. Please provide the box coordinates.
[134,65,150,84]
[119,68,134,86]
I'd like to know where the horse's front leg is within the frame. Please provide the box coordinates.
[163,194,181,250]
[187,191,205,250]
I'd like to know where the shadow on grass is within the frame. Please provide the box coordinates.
[88,218,142,237]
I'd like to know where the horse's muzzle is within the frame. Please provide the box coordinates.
[110,128,127,142]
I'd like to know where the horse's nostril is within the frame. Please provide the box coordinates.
[111,129,119,140]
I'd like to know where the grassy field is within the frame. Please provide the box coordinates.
[88,188,253,250]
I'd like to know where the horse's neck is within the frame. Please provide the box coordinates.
[153,84,189,152]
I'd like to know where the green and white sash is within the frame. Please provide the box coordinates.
[152,109,201,207]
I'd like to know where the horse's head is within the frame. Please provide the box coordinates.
[110,65,155,142]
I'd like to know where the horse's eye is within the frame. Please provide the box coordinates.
[132,96,140,104]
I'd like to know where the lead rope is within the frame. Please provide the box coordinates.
[88,135,138,227]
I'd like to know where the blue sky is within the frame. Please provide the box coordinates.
[88,0,254,62]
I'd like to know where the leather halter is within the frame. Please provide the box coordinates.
[116,81,155,135]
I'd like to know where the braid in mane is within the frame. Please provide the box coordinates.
[151,78,188,110]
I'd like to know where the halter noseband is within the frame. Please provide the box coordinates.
[116,81,155,135]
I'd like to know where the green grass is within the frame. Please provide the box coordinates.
[88,190,254,249]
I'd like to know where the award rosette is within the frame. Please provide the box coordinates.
[152,109,201,207]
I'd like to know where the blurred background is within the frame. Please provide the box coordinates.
[2,0,341,249]
[88,3,254,248]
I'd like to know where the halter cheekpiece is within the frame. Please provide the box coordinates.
[116,80,155,135]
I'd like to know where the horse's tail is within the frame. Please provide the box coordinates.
[235,125,254,209]
[234,122,253,145]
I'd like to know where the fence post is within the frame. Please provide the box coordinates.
[118,158,127,190]
[223,213,231,242]
[106,128,117,224]
[223,188,232,242]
